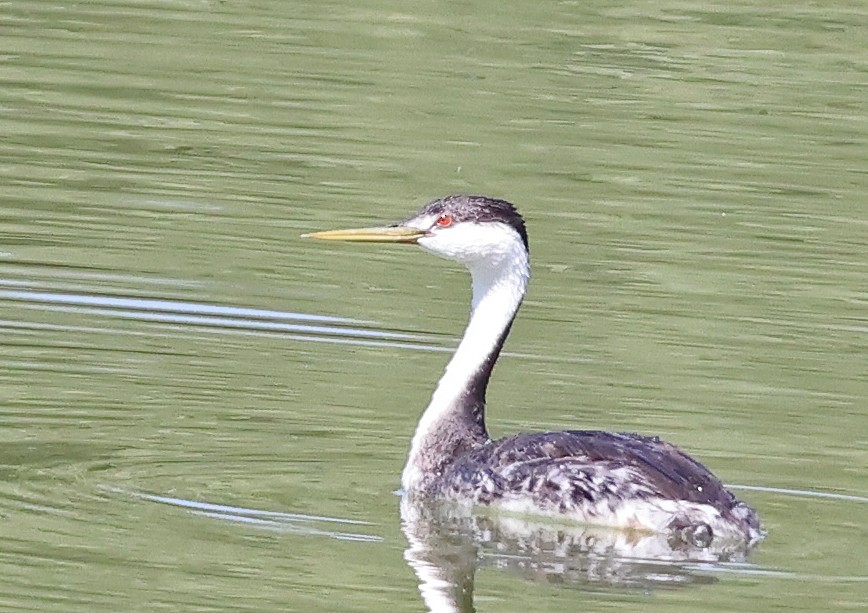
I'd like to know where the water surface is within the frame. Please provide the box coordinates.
[1,1,866,611]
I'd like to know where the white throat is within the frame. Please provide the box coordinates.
[401,225,529,492]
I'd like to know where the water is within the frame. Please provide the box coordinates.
[1,0,866,610]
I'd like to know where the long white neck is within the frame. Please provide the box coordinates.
[401,236,529,493]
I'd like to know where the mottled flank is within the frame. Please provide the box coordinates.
[418,431,763,545]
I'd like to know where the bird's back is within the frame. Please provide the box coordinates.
[432,430,762,544]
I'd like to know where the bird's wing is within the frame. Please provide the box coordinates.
[443,430,738,510]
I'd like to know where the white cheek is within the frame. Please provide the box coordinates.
[418,223,517,264]
[415,235,448,259]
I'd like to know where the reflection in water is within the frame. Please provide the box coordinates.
[0,283,601,362]
[0,285,450,351]
[108,487,383,543]
[401,498,758,613]
[731,484,868,505]
[0,288,368,324]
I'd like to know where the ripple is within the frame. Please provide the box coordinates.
[0,285,451,351]
[729,484,868,504]
[106,487,383,543]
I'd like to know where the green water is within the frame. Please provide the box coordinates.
[1,1,866,611]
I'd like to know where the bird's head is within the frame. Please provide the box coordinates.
[304,195,529,270]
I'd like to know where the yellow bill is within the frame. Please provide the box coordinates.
[302,226,426,243]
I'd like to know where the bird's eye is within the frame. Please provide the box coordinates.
[435,214,453,228]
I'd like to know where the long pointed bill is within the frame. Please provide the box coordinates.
[302,226,426,244]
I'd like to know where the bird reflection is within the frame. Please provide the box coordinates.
[400,497,757,613]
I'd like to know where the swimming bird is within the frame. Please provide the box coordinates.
[304,195,763,546]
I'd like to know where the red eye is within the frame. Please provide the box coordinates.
[436,214,453,228]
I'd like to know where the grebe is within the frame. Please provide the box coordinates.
[305,195,763,546]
